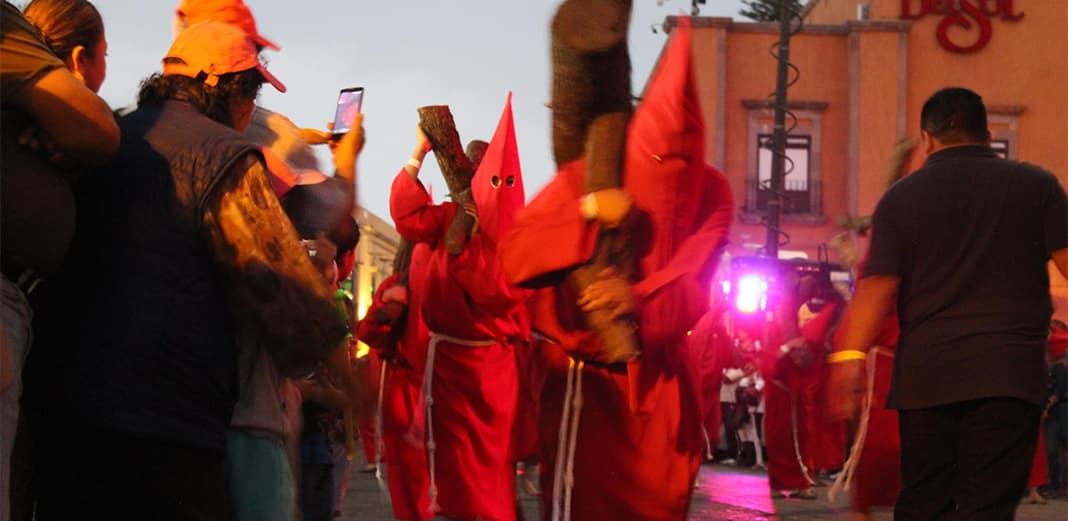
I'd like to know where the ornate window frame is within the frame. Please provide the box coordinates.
[740,100,828,225]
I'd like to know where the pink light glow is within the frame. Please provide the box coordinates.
[735,274,767,313]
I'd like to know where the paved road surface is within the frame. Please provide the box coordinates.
[337,461,1067,520]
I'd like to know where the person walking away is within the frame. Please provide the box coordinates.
[829,87,1068,521]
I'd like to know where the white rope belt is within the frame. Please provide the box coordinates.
[829,348,893,502]
[422,330,497,513]
[375,361,388,480]
[551,357,585,521]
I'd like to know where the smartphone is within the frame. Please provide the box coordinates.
[331,87,363,139]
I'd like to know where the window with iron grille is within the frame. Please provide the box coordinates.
[755,134,813,214]
[742,101,826,225]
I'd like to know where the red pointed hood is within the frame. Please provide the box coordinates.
[622,16,710,301]
[627,17,703,168]
[472,92,525,244]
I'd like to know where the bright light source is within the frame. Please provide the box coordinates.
[721,280,731,295]
[355,340,370,359]
[735,274,767,313]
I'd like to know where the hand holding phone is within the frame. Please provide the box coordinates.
[332,112,364,181]
[332,87,363,140]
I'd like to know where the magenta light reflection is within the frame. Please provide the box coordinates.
[735,274,767,313]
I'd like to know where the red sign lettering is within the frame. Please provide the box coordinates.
[899,0,1024,53]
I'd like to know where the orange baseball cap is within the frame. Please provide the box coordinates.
[175,0,280,51]
[162,21,286,93]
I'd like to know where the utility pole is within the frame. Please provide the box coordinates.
[764,0,795,259]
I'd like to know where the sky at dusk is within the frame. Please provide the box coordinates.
[86,0,749,222]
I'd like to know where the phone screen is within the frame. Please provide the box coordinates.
[332,87,363,135]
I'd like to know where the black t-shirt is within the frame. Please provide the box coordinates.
[864,145,1068,410]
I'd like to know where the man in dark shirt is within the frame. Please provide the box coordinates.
[829,87,1068,521]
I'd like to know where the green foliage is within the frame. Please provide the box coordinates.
[739,0,805,22]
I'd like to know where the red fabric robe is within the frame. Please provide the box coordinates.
[762,302,839,491]
[1028,423,1049,488]
[806,304,847,474]
[500,20,733,520]
[359,351,383,465]
[845,315,901,510]
[810,380,847,473]
[356,248,435,521]
[1025,329,1065,489]
[512,304,539,463]
[689,310,730,456]
[390,118,526,520]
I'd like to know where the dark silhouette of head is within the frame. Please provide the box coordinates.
[920,87,990,146]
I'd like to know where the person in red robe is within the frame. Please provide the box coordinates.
[357,351,383,472]
[1026,426,1049,503]
[824,140,916,517]
[826,311,901,520]
[357,240,436,521]
[688,305,732,462]
[500,19,733,521]
[821,244,902,518]
[1024,326,1068,503]
[389,96,527,521]
[512,302,542,496]
[761,291,841,499]
[799,297,849,479]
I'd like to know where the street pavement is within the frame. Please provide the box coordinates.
[339,461,1068,520]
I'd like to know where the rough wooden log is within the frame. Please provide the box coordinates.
[417,105,475,195]
[551,0,640,363]
[417,106,479,254]
[441,140,491,248]
[568,217,641,364]
[551,0,633,190]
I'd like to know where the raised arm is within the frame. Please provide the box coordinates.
[389,125,452,244]
[389,168,452,245]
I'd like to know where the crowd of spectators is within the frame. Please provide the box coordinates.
[2,1,365,520]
